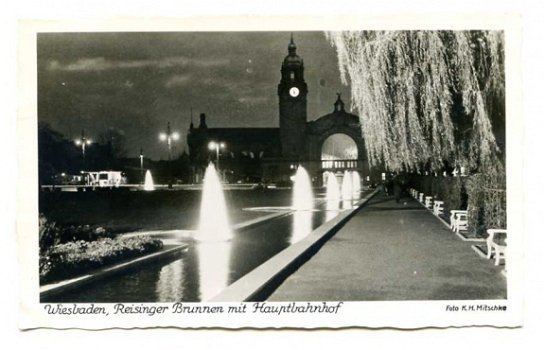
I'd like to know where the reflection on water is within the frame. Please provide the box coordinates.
[342,170,353,209]
[42,185,370,303]
[352,171,361,195]
[155,258,184,301]
[325,172,341,221]
[291,210,313,243]
[195,242,231,301]
[290,166,314,243]
[325,202,340,221]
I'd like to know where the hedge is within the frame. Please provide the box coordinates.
[409,173,506,237]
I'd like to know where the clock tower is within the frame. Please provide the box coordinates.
[278,34,308,159]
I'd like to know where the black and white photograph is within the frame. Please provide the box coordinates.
[16,15,525,330]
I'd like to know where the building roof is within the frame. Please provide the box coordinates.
[202,127,281,156]
[205,127,279,141]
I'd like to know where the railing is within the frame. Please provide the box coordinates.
[320,159,362,170]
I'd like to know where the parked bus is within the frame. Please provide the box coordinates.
[82,171,127,187]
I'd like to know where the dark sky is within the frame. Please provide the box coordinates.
[37,31,351,160]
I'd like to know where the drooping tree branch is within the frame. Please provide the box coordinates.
[326,30,505,174]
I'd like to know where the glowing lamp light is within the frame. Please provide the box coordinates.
[75,140,82,146]
[171,132,180,141]
[86,139,92,145]
[159,133,167,141]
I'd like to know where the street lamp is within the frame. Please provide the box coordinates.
[208,141,225,176]
[74,130,92,171]
[139,148,144,184]
[159,122,179,187]
[159,122,180,161]
[74,130,92,159]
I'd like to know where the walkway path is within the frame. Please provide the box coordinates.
[268,193,506,301]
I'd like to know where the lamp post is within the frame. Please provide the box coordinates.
[159,122,179,187]
[75,130,92,158]
[139,148,144,184]
[159,122,180,161]
[74,130,92,169]
[208,141,225,180]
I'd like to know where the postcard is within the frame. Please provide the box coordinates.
[17,15,523,329]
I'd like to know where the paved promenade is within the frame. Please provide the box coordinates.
[268,193,506,301]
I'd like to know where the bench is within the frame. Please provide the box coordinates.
[433,200,444,216]
[450,210,468,233]
[486,229,507,266]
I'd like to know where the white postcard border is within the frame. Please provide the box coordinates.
[17,14,524,330]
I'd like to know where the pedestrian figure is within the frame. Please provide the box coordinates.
[386,175,393,196]
[393,177,402,203]
[381,179,389,195]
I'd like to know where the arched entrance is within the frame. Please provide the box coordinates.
[320,133,360,185]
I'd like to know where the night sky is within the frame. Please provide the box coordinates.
[37,31,351,160]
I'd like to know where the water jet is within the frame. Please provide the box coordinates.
[144,170,155,191]
[196,163,232,242]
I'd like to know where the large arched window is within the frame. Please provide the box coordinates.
[321,133,358,160]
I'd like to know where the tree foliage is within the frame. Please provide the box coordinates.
[326,31,505,174]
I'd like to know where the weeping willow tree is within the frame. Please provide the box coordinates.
[326,31,505,174]
[327,31,506,233]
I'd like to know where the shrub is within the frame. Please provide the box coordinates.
[466,173,506,237]
[39,215,114,253]
[40,235,163,284]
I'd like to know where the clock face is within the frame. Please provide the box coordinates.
[289,87,300,97]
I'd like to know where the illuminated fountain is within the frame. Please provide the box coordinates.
[143,170,155,191]
[351,171,361,198]
[341,170,354,209]
[292,165,313,211]
[326,171,341,202]
[291,165,314,243]
[196,163,232,242]
[194,163,233,300]
[341,170,353,199]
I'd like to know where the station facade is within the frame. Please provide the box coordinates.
[187,36,369,184]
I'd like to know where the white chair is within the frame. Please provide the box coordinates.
[433,200,444,216]
[486,229,507,266]
[419,193,424,203]
[425,196,433,209]
[450,210,468,233]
